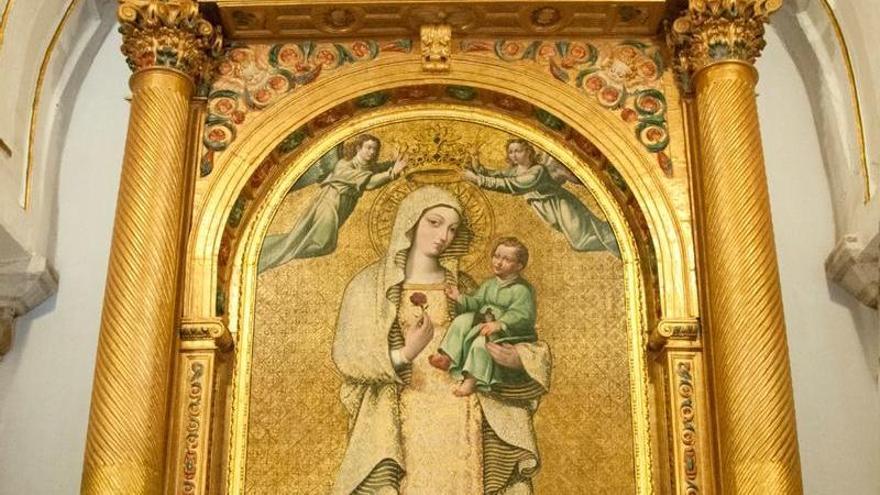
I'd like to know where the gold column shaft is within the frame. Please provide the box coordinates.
[82,69,194,494]
[692,61,802,494]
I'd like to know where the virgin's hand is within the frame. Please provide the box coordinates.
[444,285,461,302]
[402,313,434,361]
[480,321,502,336]
[462,169,479,184]
[486,342,524,369]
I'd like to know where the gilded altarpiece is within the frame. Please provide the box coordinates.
[84,0,823,493]
[182,31,699,493]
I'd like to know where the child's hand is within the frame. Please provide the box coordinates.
[445,285,461,302]
[480,321,502,337]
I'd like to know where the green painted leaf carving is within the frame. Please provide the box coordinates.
[535,108,566,131]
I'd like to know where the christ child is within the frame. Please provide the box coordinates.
[429,237,537,396]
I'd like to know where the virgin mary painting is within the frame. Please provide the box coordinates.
[331,186,553,494]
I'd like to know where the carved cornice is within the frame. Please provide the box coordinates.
[118,0,223,81]
[668,0,782,92]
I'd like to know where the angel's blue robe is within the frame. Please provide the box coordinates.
[258,156,395,272]
[475,164,620,256]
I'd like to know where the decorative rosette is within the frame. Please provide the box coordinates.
[636,120,669,153]
[201,39,406,163]
[204,115,237,152]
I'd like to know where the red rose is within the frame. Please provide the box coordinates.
[621,108,638,123]
[646,128,664,142]
[640,97,659,113]
[279,47,300,65]
[268,76,287,91]
[569,44,588,60]
[585,75,605,92]
[255,88,271,103]
[601,87,621,103]
[315,49,338,67]
[409,292,428,307]
[351,41,370,58]
[230,50,248,63]
[208,128,226,142]
[639,61,658,79]
[538,45,556,58]
[215,99,233,114]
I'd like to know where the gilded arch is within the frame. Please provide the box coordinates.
[184,54,698,325]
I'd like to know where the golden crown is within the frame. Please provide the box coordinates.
[386,123,488,184]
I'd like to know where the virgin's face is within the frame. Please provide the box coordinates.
[356,139,379,163]
[507,142,532,167]
[413,206,461,257]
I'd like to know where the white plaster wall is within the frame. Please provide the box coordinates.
[758,26,880,495]
[0,0,114,257]
[0,28,127,494]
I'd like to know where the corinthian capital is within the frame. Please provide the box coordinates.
[668,0,782,91]
[118,0,223,81]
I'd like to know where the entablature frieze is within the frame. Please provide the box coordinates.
[198,0,672,41]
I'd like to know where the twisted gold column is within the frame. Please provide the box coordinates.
[670,1,802,493]
[82,2,219,493]
[694,61,802,494]
[82,69,193,494]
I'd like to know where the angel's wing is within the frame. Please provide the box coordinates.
[538,150,581,185]
[291,143,343,190]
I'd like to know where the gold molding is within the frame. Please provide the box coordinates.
[818,0,871,202]
[23,0,80,210]
[223,104,656,493]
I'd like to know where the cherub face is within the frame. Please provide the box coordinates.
[507,142,533,167]
[356,139,379,163]
[413,206,461,257]
[492,245,523,278]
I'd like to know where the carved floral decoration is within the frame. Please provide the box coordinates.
[201,39,412,175]
[117,0,222,80]
[460,39,672,175]
[676,361,700,494]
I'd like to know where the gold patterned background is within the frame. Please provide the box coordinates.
[248,121,634,493]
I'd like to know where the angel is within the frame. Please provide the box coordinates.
[258,134,408,272]
[463,138,620,256]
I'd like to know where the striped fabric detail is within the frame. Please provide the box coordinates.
[482,418,538,494]
[490,381,547,401]
[388,322,411,384]
[352,458,403,494]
